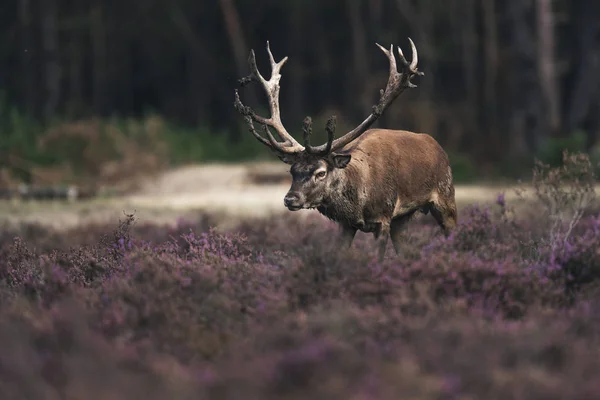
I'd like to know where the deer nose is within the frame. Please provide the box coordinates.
[284,193,300,207]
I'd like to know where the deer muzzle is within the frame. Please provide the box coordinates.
[283,192,303,211]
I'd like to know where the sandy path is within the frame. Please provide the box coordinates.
[0,162,552,230]
[129,162,517,208]
[124,162,529,216]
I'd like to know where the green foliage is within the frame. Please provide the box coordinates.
[160,118,274,165]
[537,131,587,167]
[0,94,50,181]
[588,142,600,174]
[1,96,595,187]
[0,106,276,186]
[494,155,535,180]
[447,151,479,183]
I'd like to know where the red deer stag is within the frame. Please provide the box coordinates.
[233,39,456,261]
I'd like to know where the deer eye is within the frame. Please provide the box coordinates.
[315,170,326,179]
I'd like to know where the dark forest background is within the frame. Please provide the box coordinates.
[1,0,600,187]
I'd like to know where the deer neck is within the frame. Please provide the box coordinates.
[317,166,362,225]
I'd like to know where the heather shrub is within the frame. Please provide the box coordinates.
[0,300,204,400]
[425,204,520,260]
[508,152,600,294]
[0,151,600,398]
[90,244,287,363]
[532,152,596,246]
[553,215,600,297]
[199,302,600,400]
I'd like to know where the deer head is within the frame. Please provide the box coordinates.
[234,39,423,211]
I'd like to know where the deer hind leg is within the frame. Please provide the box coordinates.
[429,196,457,237]
[390,209,417,255]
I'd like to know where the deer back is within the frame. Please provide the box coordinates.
[339,128,452,218]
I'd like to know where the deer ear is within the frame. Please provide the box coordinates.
[331,154,351,169]
[277,153,296,165]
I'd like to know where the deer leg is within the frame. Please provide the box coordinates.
[373,222,390,262]
[429,200,457,237]
[390,210,417,255]
[338,224,357,249]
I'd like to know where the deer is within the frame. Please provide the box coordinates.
[233,38,457,261]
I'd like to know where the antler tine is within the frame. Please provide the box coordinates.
[408,37,421,72]
[393,38,421,74]
[303,116,314,152]
[319,115,336,155]
[266,40,288,77]
[307,39,423,155]
[302,115,337,155]
[235,89,301,155]
[247,50,266,85]
[376,43,398,80]
[254,41,302,149]
[234,41,305,155]
[234,89,272,148]
[262,123,288,152]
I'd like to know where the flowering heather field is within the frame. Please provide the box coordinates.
[1,153,600,400]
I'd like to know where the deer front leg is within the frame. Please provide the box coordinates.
[373,222,390,262]
[390,210,417,256]
[338,224,357,249]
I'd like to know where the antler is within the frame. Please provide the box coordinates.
[233,41,305,154]
[308,38,423,154]
[234,38,422,158]
[302,116,336,156]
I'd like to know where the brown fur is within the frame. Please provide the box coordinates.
[234,39,454,260]
[283,128,457,261]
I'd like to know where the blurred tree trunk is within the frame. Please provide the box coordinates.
[289,4,305,123]
[218,0,248,79]
[535,0,561,136]
[346,0,371,115]
[565,0,600,140]
[168,5,213,126]
[90,4,107,115]
[461,0,477,103]
[67,34,83,118]
[482,0,499,156]
[506,0,542,156]
[219,0,258,140]
[369,0,382,25]
[453,0,477,152]
[41,0,61,120]
[18,0,36,116]
[67,3,84,118]
[394,0,437,135]
[4,0,600,166]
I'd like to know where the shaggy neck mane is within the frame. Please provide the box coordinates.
[317,164,362,225]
